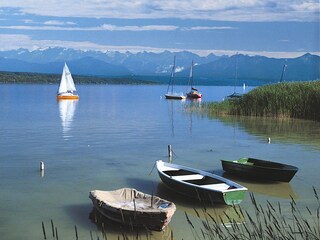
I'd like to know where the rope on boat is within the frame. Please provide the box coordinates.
[148,161,157,176]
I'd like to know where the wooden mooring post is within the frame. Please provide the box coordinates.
[168,145,172,162]
[40,161,45,170]
[40,161,45,177]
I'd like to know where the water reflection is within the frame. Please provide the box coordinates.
[156,183,244,225]
[212,115,320,149]
[185,98,202,134]
[167,98,202,136]
[89,208,174,240]
[223,173,297,199]
[58,99,78,139]
[166,99,186,137]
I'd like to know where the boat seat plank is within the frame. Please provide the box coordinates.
[161,165,179,171]
[172,174,203,181]
[201,183,230,191]
[234,160,254,166]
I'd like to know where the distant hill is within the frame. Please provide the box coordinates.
[0,48,319,85]
[0,71,154,85]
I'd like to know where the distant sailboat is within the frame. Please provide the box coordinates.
[165,56,186,100]
[57,63,79,100]
[186,61,202,99]
[226,54,242,100]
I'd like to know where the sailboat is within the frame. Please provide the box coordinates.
[165,56,186,100]
[186,61,202,99]
[57,63,79,100]
[226,54,242,100]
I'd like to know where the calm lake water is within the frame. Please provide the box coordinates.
[0,84,319,240]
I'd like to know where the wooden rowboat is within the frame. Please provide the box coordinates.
[156,160,247,205]
[89,188,176,231]
[221,157,298,182]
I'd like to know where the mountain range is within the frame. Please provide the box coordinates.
[0,48,319,85]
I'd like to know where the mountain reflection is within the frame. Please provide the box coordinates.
[58,99,78,139]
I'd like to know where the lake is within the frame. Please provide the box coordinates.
[0,84,319,240]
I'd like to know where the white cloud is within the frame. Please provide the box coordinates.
[182,26,236,31]
[0,0,319,21]
[44,20,76,26]
[292,2,320,12]
[0,25,79,31]
[23,19,36,24]
[0,23,234,32]
[0,33,318,58]
[175,66,184,73]
[100,24,178,31]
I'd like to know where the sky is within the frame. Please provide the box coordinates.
[0,0,319,58]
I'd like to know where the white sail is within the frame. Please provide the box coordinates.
[58,63,77,94]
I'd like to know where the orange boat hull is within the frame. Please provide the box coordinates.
[57,95,79,100]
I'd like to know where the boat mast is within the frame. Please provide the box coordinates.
[280,64,287,82]
[234,53,238,94]
[167,55,176,94]
[187,60,194,92]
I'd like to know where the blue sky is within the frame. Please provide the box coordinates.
[0,1,319,58]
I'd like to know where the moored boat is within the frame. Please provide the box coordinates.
[225,53,241,100]
[89,188,176,231]
[186,61,202,99]
[187,88,202,99]
[57,63,79,100]
[221,157,298,182]
[165,93,186,100]
[225,92,242,100]
[165,56,186,100]
[156,160,247,205]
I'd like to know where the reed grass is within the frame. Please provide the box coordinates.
[204,81,320,122]
[185,187,320,240]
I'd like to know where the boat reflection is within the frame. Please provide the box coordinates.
[58,99,78,139]
[156,183,245,225]
[89,208,174,240]
[184,98,202,134]
[223,172,298,199]
[166,99,187,137]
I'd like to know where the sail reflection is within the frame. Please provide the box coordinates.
[58,99,78,139]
